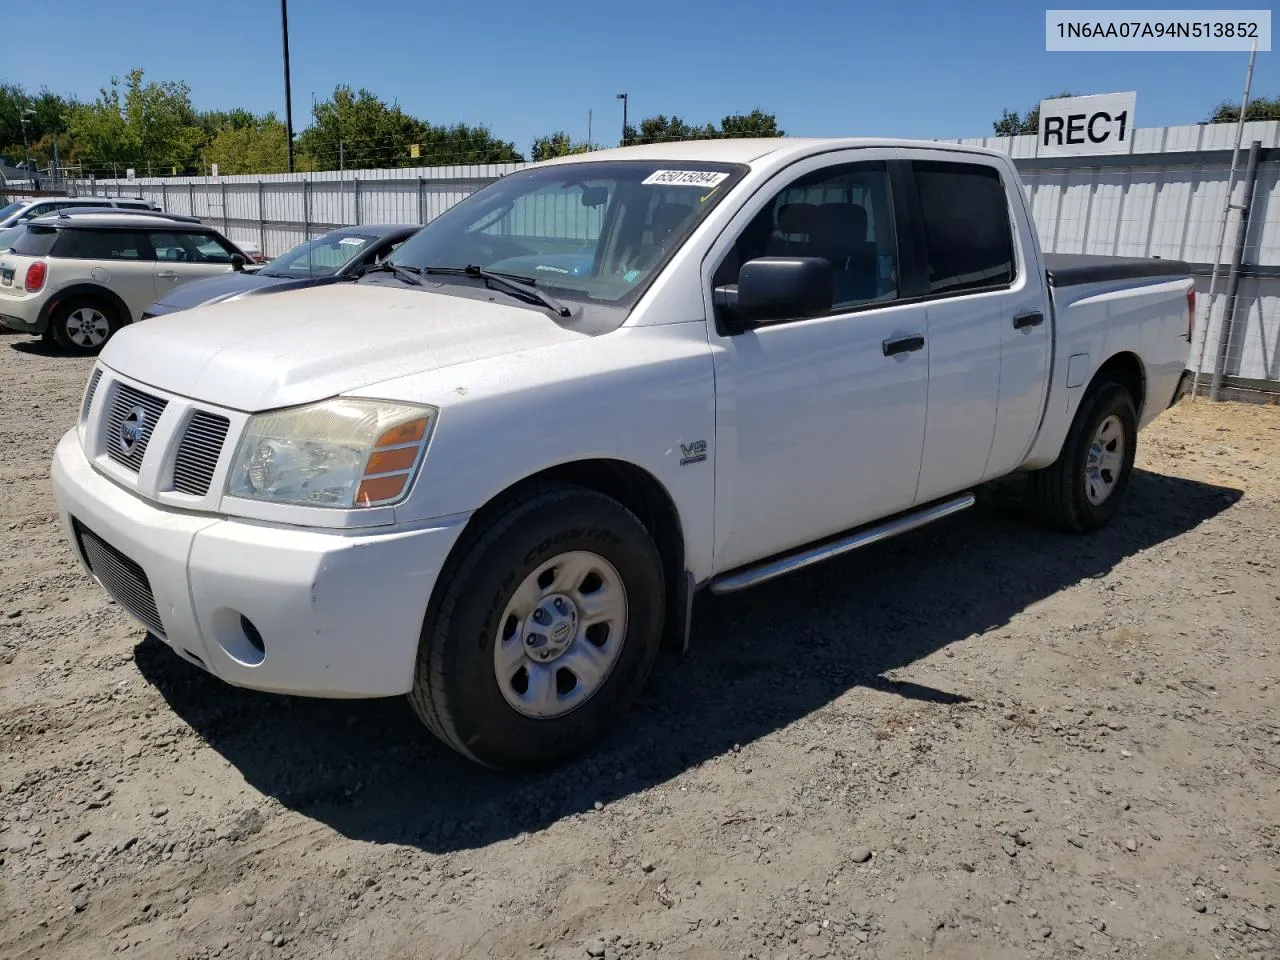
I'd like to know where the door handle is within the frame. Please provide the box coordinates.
[1013,311,1044,329]
[156,270,178,279]
[882,334,925,357]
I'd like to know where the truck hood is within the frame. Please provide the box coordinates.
[101,283,586,412]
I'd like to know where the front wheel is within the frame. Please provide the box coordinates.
[1027,381,1138,532]
[409,483,665,769]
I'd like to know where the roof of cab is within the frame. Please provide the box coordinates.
[533,137,1008,168]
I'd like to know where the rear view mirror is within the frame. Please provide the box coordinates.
[580,185,608,208]
[714,257,833,327]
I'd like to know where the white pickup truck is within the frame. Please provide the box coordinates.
[52,139,1195,769]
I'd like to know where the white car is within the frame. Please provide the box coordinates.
[0,213,250,353]
[0,195,160,228]
[51,139,1194,769]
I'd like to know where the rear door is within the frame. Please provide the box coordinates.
[149,230,237,295]
[896,152,1051,499]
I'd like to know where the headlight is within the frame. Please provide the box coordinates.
[227,399,437,508]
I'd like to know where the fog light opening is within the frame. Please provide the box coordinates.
[240,616,265,656]
[210,608,266,667]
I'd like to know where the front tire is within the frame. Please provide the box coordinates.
[50,299,120,355]
[409,483,665,770]
[1027,381,1137,532]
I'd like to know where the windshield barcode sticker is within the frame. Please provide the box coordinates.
[338,237,365,245]
[642,170,730,188]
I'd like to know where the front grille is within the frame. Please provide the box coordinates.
[81,369,103,421]
[171,411,230,496]
[105,383,168,473]
[74,522,164,636]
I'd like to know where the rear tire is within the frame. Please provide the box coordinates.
[51,299,120,355]
[1027,381,1137,533]
[409,482,665,770]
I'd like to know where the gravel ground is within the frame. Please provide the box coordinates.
[1,336,1277,960]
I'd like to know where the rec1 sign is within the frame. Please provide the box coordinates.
[1037,92,1136,157]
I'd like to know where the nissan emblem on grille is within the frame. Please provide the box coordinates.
[118,406,148,456]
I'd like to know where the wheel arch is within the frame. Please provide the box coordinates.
[435,458,691,652]
[1088,351,1146,420]
[38,284,133,331]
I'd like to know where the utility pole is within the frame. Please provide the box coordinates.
[20,108,35,179]
[281,0,296,173]
[616,93,628,146]
[587,109,592,146]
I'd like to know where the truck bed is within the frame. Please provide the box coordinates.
[1044,253,1192,288]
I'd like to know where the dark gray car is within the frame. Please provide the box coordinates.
[141,224,420,318]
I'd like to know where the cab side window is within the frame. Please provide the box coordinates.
[911,161,1015,295]
[53,229,148,260]
[149,231,236,263]
[713,162,899,312]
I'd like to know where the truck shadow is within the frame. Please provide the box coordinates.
[134,468,1240,853]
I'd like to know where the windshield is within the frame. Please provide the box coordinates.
[0,201,27,222]
[261,232,378,278]
[386,160,746,307]
[0,225,22,251]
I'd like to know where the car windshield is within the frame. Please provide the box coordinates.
[0,201,27,222]
[260,232,377,278]
[0,225,22,251]
[385,160,746,306]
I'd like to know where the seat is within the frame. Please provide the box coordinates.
[808,204,878,304]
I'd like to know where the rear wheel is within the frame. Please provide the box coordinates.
[1027,381,1137,532]
[408,483,665,770]
[51,299,120,355]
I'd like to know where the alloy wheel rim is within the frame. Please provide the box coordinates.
[65,308,110,347]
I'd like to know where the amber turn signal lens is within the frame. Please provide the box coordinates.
[365,446,418,474]
[356,474,408,505]
[376,418,428,447]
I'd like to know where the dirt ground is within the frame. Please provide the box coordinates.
[1,336,1277,960]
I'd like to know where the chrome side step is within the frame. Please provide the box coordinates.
[708,493,976,596]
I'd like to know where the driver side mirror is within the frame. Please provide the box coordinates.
[230,253,247,272]
[714,257,833,328]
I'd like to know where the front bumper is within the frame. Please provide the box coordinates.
[51,429,468,698]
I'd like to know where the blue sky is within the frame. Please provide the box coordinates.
[4,0,1275,155]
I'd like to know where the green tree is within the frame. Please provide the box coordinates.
[1208,95,1280,123]
[623,114,717,146]
[205,115,289,174]
[993,91,1076,136]
[621,109,782,145]
[530,130,595,161]
[0,84,77,165]
[296,87,522,169]
[717,108,784,138]
[66,68,204,176]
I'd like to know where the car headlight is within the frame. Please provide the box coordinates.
[227,399,437,508]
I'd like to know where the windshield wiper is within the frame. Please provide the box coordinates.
[423,264,572,318]
[360,261,426,287]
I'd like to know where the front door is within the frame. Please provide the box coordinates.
[149,230,237,301]
[703,153,930,573]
